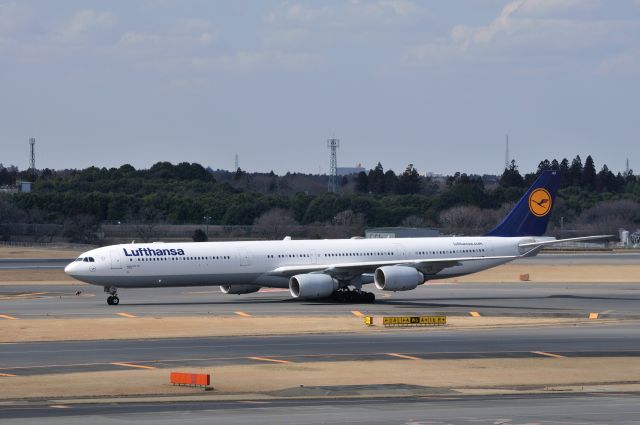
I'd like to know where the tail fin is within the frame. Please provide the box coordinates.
[485,170,560,237]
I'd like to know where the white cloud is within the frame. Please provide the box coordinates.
[57,9,116,40]
[516,0,601,17]
[598,48,640,74]
[191,50,325,72]
[0,1,31,34]
[265,0,426,27]
[403,0,639,69]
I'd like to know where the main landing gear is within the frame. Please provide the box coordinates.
[104,286,120,306]
[331,288,375,304]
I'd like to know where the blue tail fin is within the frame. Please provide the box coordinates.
[484,170,560,237]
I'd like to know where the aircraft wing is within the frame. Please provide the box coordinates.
[267,255,519,281]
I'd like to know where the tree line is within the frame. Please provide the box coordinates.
[0,157,639,243]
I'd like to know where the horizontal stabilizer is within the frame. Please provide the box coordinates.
[518,235,613,249]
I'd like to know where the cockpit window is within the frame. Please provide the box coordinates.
[83,258,89,262]
[88,257,95,262]
[75,257,84,262]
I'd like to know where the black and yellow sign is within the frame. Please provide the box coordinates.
[528,188,552,217]
[382,316,446,327]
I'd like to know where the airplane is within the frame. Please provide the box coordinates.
[65,170,609,305]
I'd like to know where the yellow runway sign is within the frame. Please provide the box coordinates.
[382,316,446,327]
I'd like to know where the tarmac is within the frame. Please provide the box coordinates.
[3,393,640,423]
[1,250,639,422]
[1,324,639,376]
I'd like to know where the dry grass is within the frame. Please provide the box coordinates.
[0,269,76,284]
[441,264,640,283]
[0,315,589,343]
[2,357,639,400]
[0,247,81,259]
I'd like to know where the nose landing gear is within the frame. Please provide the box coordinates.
[104,286,120,305]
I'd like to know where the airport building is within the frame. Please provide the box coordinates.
[365,227,440,238]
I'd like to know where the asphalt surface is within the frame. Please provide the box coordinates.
[2,280,640,319]
[3,393,640,423]
[0,258,72,270]
[1,324,639,376]
[1,252,639,422]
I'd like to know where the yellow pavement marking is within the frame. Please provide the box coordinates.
[0,373,17,377]
[0,314,17,320]
[111,362,156,370]
[469,311,481,317]
[235,311,252,317]
[387,353,421,360]
[351,310,364,317]
[116,312,137,318]
[531,351,566,359]
[248,356,290,364]
[14,292,49,297]
[589,312,599,319]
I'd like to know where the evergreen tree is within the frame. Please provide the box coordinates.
[355,171,369,193]
[537,159,551,175]
[368,163,385,194]
[384,170,398,193]
[568,155,583,186]
[499,160,524,188]
[398,164,420,194]
[582,155,596,190]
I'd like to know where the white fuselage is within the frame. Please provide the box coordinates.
[64,236,536,289]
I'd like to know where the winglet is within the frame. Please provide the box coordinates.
[485,170,561,237]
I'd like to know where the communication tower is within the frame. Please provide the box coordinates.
[327,137,340,193]
[504,134,509,169]
[235,154,239,171]
[626,158,630,175]
[29,137,36,178]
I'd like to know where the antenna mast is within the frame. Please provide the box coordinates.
[327,137,340,193]
[29,137,36,179]
[504,134,509,169]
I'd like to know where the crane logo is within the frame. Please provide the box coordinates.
[528,188,552,217]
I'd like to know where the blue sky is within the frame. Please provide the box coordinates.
[1,0,639,175]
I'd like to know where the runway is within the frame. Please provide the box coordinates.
[3,392,640,423]
[2,281,640,319]
[2,324,639,376]
[1,252,639,422]
[0,258,72,270]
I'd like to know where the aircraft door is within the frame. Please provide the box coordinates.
[393,243,406,259]
[483,240,495,256]
[110,249,123,269]
[238,248,251,266]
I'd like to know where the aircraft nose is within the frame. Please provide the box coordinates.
[64,262,74,275]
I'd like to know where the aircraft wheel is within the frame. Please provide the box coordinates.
[111,296,120,305]
[366,292,376,303]
[107,296,113,305]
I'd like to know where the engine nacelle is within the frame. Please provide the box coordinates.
[289,274,339,300]
[374,266,424,291]
[220,284,261,295]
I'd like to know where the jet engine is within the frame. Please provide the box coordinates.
[374,266,424,291]
[220,284,261,295]
[289,274,339,300]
